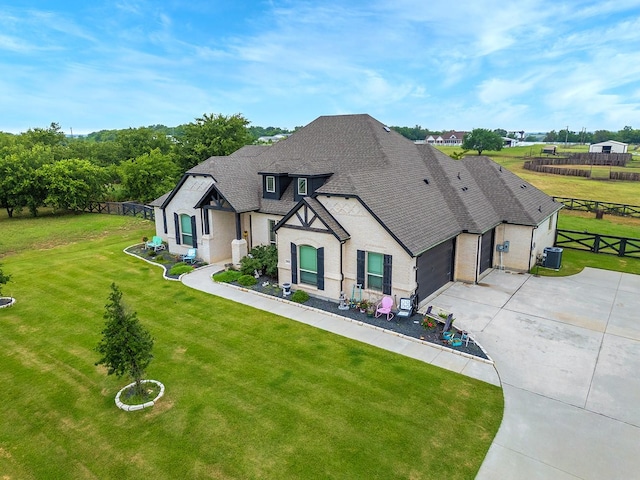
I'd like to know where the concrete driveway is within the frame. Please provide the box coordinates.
[428,267,640,479]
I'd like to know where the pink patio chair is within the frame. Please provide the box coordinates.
[375,296,395,321]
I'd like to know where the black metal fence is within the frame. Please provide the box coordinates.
[553,197,640,218]
[85,201,154,221]
[555,229,640,259]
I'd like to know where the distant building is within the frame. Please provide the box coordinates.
[502,137,518,147]
[257,134,291,143]
[589,140,628,154]
[425,131,467,146]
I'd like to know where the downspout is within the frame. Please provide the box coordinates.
[475,235,482,284]
[339,240,345,293]
[528,226,537,271]
[249,214,253,250]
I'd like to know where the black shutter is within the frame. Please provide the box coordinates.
[317,247,324,290]
[357,250,365,287]
[191,215,197,247]
[162,210,167,234]
[174,213,181,245]
[291,243,298,284]
[383,254,392,295]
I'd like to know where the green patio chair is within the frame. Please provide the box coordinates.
[146,236,165,252]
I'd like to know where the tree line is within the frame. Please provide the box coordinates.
[543,126,640,144]
[3,114,637,218]
[0,114,258,217]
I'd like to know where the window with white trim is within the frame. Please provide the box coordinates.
[297,177,307,196]
[268,219,276,245]
[299,245,317,285]
[367,252,384,291]
[266,175,275,193]
[180,214,193,245]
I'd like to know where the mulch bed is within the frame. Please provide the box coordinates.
[0,297,13,307]
[235,277,489,360]
[125,247,489,360]
[125,244,207,279]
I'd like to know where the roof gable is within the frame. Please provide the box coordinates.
[275,197,350,242]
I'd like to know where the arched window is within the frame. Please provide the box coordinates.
[299,245,317,286]
[180,214,193,245]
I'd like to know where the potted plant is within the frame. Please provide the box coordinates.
[358,300,369,313]
[366,305,375,317]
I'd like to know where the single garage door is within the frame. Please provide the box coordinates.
[479,229,495,274]
[416,238,455,303]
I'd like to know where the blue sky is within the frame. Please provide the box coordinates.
[1,0,639,134]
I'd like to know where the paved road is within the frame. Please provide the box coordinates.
[183,266,640,479]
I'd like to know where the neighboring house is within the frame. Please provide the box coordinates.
[257,134,291,143]
[589,140,628,154]
[425,131,467,146]
[503,137,518,147]
[151,114,562,306]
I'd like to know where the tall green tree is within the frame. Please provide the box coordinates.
[116,127,173,161]
[174,113,253,170]
[119,148,179,203]
[96,283,154,396]
[0,143,54,216]
[461,128,503,155]
[38,159,108,212]
[20,122,66,148]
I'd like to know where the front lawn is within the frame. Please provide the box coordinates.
[0,214,503,479]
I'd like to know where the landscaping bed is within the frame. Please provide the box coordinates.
[217,274,489,360]
[125,244,207,279]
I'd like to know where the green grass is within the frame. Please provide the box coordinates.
[0,214,503,479]
[533,210,640,276]
[435,145,640,205]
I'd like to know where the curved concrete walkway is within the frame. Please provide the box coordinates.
[182,266,640,479]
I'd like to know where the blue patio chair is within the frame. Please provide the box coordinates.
[181,248,197,264]
[146,236,165,252]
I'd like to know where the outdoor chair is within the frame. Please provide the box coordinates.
[146,236,165,252]
[441,313,454,339]
[396,296,415,319]
[375,296,394,321]
[181,248,197,264]
[460,331,475,347]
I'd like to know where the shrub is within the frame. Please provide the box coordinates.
[0,264,10,297]
[291,290,309,304]
[240,245,278,278]
[169,263,194,276]
[237,274,257,287]
[213,270,243,283]
[240,255,262,276]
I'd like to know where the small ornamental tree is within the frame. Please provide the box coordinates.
[0,264,11,297]
[96,283,154,396]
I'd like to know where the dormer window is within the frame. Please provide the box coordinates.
[266,175,275,193]
[297,178,308,196]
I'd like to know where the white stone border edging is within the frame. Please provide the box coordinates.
[0,297,16,309]
[214,279,494,365]
[115,379,165,412]
[123,244,193,282]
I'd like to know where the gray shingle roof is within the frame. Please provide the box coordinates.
[173,114,561,256]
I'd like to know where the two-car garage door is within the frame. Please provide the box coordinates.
[416,238,455,303]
